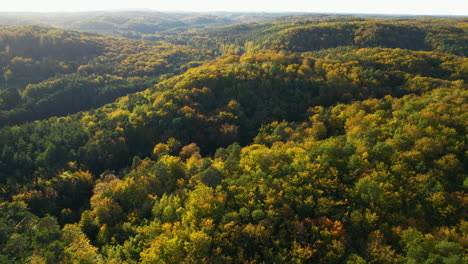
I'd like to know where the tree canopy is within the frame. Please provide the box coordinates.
[0,14,466,263]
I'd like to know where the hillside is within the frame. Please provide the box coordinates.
[0,15,466,263]
[0,26,213,125]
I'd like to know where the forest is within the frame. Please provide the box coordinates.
[0,12,466,263]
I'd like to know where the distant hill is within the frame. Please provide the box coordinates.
[0,25,213,125]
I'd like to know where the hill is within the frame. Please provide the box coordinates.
[0,25,213,125]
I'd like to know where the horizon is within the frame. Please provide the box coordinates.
[1,0,467,16]
[0,10,467,17]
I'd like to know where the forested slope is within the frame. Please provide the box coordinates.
[0,15,466,263]
[149,18,467,57]
[0,26,213,126]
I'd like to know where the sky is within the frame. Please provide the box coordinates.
[0,0,467,16]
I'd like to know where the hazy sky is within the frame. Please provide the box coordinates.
[1,0,466,16]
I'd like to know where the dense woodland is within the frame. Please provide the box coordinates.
[0,12,466,263]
